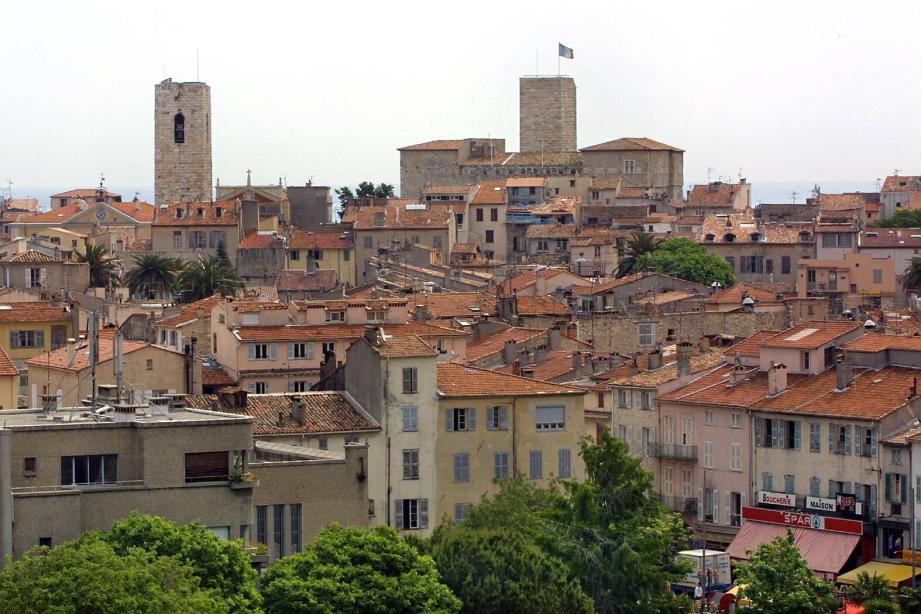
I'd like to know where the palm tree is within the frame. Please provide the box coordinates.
[904,257,921,292]
[174,255,243,302]
[74,244,118,288]
[124,254,184,299]
[848,572,892,606]
[616,232,662,277]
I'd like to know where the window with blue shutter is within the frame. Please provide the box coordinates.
[754,418,764,447]
[784,475,795,494]
[810,423,820,453]
[453,453,470,482]
[762,472,772,491]
[558,449,572,478]
[810,476,820,497]
[844,425,852,455]
[494,452,509,480]
[402,406,418,432]
[529,450,543,480]
[793,421,801,450]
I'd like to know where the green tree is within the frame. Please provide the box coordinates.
[175,255,243,302]
[636,236,736,287]
[75,243,119,288]
[335,186,355,211]
[874,209,921,228]
[125,254,183,298]
[432,528,592,614]
[0,536,224,614]
[848,571,893,605]
[617,232,662,277]
[374,183,395,198]
[97,513,260,613]
[260,524,460,614]
[736,530,838,614]
[900,584,921,613]
[215,240,233,271]
[904,257,921,292]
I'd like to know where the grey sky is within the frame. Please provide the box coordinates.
[2,0,920,200]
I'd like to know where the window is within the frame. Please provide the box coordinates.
[476,208,484,222]
[453,453,470,482]
[184,451,228,483]
[528,187,536,195]
[215,207,224,218]
[343,249,350,261]
[289,381,308,392]
[617,389,631,408]
[402,449,419,480]
[325,310,343,322]
[537,239,549,252]
[703,440,715,468]
[810,477,820,497]
[146,359,154,370]
[253,343,271,360]
[289,342,314,360]
[60,454,118,486]
[10,330,44,349]
[558,449,572,478]
[755,418,801,449]
[447,408,476,431]
[24,457,36,475]
[639,391,654,410]
[810,423,821,453]
[256,505,267,545]
[209,231,226,248]
[290,503,303,553]
[395,498,428,530]
[364,236,373,248]
[433,236,442,249]
[624,160,636,174]
[893,448,903,466]
[494,452,509,480]
[485,229,494,243]
[596,392,605,409]
[273,504,285,557]
[486,406,509,430]
[318,438,328,451]
[704,410,714,426]
[454,503,472,523]
[307,249,323,262]
[250,381,267,394]
[536,406,565,431]
[189,231,207,248]
[174,112,185,143]
[490,208,498,222]
[730,443,742,471]
[730,412,741,428]
[801,351,810,371]
[828,423,851,454]
[594,245,602,258]
[402,406,418,431]
[784,474,795,494]
[27,268,44,288]
[638,323,654,347]
[322,342,335,355]
[399,367,418,394]
[529,450,543,479]
[762,472,773,491]
[886,473,908,504]
[873,269,883,284]
[39,537,52,548]
[170,230,182,249]
[725,256,735,270]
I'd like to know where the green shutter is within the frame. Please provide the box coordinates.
[885,473,892,502]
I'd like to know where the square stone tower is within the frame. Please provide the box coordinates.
[154,79,212,205]
[519,76,577,153]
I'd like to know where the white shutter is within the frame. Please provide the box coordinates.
[39,268,47,286]
[287,343,294,360]
[697,488,704,521]
[270,343,277,360]
[712,489,719,524]
[394,500,403,530]
[724,492,731,527]
[247,344,255,360]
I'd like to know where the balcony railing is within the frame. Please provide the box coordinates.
[658,495,698,514]
[647,442,698,461]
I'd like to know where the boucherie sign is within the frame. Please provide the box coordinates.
[742,506,863,535]
[756,490,796,508]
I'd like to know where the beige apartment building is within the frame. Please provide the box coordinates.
[155,295,224,356]
[0,251,90,294]
[579,137,685,203]
[797,252,897,313]
[50,188,122,210]
[148,200,240,263]
[467,181,507,261]
[287,228,356,287]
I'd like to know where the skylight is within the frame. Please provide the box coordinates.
[784,328,818,341]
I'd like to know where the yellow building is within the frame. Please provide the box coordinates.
[0,301,74,368]
[0,345,20,409]
[287,228,355,287]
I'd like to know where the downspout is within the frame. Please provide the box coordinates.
[511,396,519,475]
[384,361,391,527]
[0,429,11,566]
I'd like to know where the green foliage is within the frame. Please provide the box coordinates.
[0,536,225,614]
[617,232,662,277]
[97,513,260,613]
[75,243,119,288]
[636,236,736,287]
[904,257,921,291]
[873,209,921,227]
[356,181,395,199]
[862,598,901,614]
[899,584,921,613]
[432,528,592,614]
[736,530,838,614]
[260,524,460,614]
[175,254,243,302]
[125,253,184,298]
[848,571,893,605]
[335,186,355,209]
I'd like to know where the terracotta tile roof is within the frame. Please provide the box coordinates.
[633,290,699,306]
[602,349,726,388]
[525,223,577,239]
[753,366,918,421]
[501,268,578,294]
[239,232,282,249]
[591,177,623,190]
[231,301,287,313]
[465,327,545,362]
[275,270,340,293]
[0,301,69,322]
[423,185,475,196]
[705,283,782,305]
[506,177,547,188]
[569,272,697,296]
[882,175,921,193]
[4,198,39,211]
[368,334,438,358]
[153,201,238,226]
[725,330,782,359]
[843,333,921,353]
[661,364,803,407]
[580,137,684,153]
[342,200,453,230]
[287,229,353,250]
[761,223,813,243]
[687,183,746,207]
[759,321,862,350]
[406,292,497,319]
[471,181,507,205]
[398,139,464,151]
[51,189,122,199]
[112,201,156,223]
[437,362,584,398]
[861,228,921,248]
[186,391,380,435]
[0,345,19,375]
[157,296,223,327]
[817,193,871,210]
[234,322,466,342]
[618,187,649,199]
[515,295,569,316]
[26,338,178,372]
[201,364,236,387]
[2,250,65,263]
[882,423,921,446]
[814,223,858,233]
[496,350,598,381]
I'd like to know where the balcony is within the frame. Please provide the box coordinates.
[658,495,698,514]
[647,442,698,461]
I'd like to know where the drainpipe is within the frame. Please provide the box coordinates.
[511,396,519,475]
[0,429,12,566]
[384,361,391,527]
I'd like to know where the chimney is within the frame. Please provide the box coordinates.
[571,352,583,371]
[535,268,548,295]
[290,397,307,426]
[677,341,693,377]
[548,326,562,350]
[66,337,77,363]
[835,356,853,391]
[277,411,285,428]
[502,339,521,365]
[727,354,748,387]
[512,360,521,376]
[647,348,662,371]
[767,361,788,396]
[699,336,710,352]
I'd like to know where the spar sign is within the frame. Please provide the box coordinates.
[742,506,863,535]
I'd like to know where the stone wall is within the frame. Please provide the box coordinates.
[399,150,461,199]
[581,149,683,202]
[519,77,576,153]
[288,185,331,228]
[154,79,212,205]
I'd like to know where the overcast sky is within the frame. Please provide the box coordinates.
[2,0,920,203]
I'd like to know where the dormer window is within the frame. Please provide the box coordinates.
[175,209,184,219]
[704,234,715,242]
[750,233,761,242]
[799,231,812,242]
[724,233,736,242]
[174,113,185,144]
[215,207,223,218]
[197,208,204,217]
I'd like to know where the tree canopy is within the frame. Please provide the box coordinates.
[617,232,662,277]
[0,535,225,614]
[175,252,243,302]
[873,209,921,228]
[736,530,838,614]
[335,182,395,211]
[124,254,184,298]
[75,243,119,288]
[636,236,736,287]
[260,524,460,614]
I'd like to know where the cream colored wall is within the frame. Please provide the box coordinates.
[0,374,18,409]
[467,204,507,260]
[0,319,73,363]
[149,225,240,261]
[287,248,356,286]
[353,226,454,278]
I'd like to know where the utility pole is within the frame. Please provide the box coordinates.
[89,312,98,409]
[114,328,123,404]
[700,469,708,614]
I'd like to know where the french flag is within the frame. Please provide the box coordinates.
[559,43,574,59]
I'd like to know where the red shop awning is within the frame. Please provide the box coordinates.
[728,520,860,575]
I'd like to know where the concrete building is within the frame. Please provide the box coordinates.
[682,181,751,216]
[0,346,20,409]
[519,76,577,154]
[467,181,507,261]
[0,251,90,294]
[154,79,212,205]
[880,175,921,219]
[149,200,240,266]
[288,184,332,228]
[797,252,897,313]
[860,228,921,297]
[287,228,355,287]
[154,295,223,355]
[0,301,75,372]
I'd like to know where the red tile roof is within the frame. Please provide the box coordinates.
[287,229,353,250]
[239,232,283,249]
[201,364,236,387]
[0,301,70,322]
[705,283,782,305]
[843,333,921,353]
[882,175,921,193]
[466,327,545,362]
[506,177,547,188]
[26,338,181,372]
[51,189,121,199]
[437,362,584,398]
[367,334,438,358]
[157,296,223,327]
[661,364,804,408]
[580,137,683,153]
[501,268,580,294]
[235,322,466,342]
[515,295,569,316]
[19,201,154,224]
[726,330,782,359]
[2,250,65,263]
[406,292,496,319]
[275,270,340,293]
[591,177,623,191]
[759,321,862,350]
[186,392,380,435]
[398,140,464,151]
[861,229,921,248]
[342,201,453,230]
[471,181,508,205]
[687,182,747,207]
[153,201,238,226]
[0,345,19,376]
[4,198,39,212]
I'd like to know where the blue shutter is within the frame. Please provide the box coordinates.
[9,332,15,349]
[886,473,893,502]
[287,343,294,360]
[468,408,476,431]
[870,429,878,458]
[307,342,315,359]
[844,425,852,455]
[486,407,494,431]
[248,344,255,360]
[445,409,454,432]
[793,421,801,450]
[270,343,277,360]
[500,406,509,430]
[903,475,909,504]
[870,485,877,515]
[35,330,44,348]
[829,422,836,453]
[394,500,403,529]
[754,418,763,448]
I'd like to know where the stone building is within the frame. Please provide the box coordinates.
[580,137,685,204]
[519,76,577,153]
[154,79,212,205]
[288,184,332,228]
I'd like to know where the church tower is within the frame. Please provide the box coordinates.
[154,79,212,204]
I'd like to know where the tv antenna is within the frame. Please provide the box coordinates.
[876,178,882,191]
[707,167,714,183]
[790,191,798,204]
[3,178,11,200]
[894,168,902,176]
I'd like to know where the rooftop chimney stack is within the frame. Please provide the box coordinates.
[290,397,306,426]
[835,356,853,392]
[676,341,693,377]
[767,361,788,396]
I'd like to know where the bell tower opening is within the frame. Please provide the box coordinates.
[174,113,185,143]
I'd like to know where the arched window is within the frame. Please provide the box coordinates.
[174,113,185,144]
[724,233,736,242]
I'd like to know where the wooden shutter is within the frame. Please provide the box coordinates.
[394,500,403,530]
[287,343,294,360]
[419,499,428,529]
[445,409,454,432]
[248,344,256,360]
[468,408,476,431]
[270,343,277,360]
[184,451,229,483]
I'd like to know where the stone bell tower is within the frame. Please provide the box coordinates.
[154,79,212,205]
